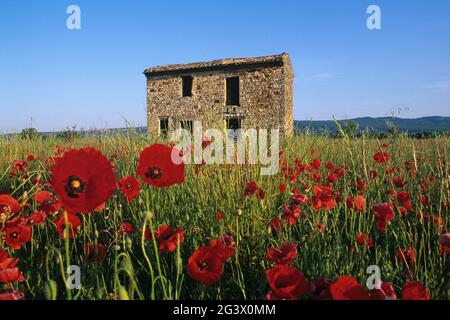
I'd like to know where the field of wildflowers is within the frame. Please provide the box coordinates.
[0,131,448,300]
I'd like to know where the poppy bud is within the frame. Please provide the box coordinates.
[117,286,129,300]
[126,238,133,250]
[143,211,153,222]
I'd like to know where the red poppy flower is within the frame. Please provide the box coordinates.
[392,177,406,188]
[84,243,107,263]
[50,148,117,214]
[267,243,297,265]
[396,247,416,265]
[329,276,370,300]
[421,195,428,206]
[396,191,409,203]
[309,278,332,300]
[291,189,307,205]
[265,265,309,300]
[12,159,28,172]
[269,217,283,234]
[0,249,18,269]
[209,236,235,262]
[281,205,301,225]
[401,281,430,300]
[278,183,286,193]
[26,210,47,225]
[372,203,395,233]
[327,173,339,184]
[54,213,81,239]
[215,211,224,221]
[0,194,21,219]
[312,185,336,211]
[356,179,368,191]
[244,181,257,196]
[355,233,374,248]
[118,222,134,235]
[243,181,265,200]
[439,233,450,256]
[312,173,321,183]
[211,235,234,255]
[118,176,141,203]
[136,144,185,188]
[369,282,397,300]
[186,245,223,286]
[0,291,25,300]
[0,249,24,284]
[4,222,32,250]
[32,191,62,216]
[32,191,51,204]
[201,138,213,150]
[346,196,366,212]
[0,266,25,284]
[397,191,412,211]
[147,224,185,254]
[317,223,326,233]
[386,189,396,197]
[369,169,378,179]
[373,151,390,164]
[256,188,265,200]
[310,158,321,171]
[333,166,347,177]
[326,162,334,170]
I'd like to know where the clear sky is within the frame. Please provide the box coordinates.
[1,0,449,132]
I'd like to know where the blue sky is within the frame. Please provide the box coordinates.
[0,0,449,132]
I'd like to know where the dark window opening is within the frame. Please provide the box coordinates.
[159,118,169,136]
[180,120,193,134]
[182,76,193,97]
[226,118,242,140]
[226,118,241,130]
[226,77,240,106]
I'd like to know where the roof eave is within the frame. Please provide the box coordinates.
[144,55,287,78]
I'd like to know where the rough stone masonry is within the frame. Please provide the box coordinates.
[144,53,294,138]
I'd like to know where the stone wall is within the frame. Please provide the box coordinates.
[146,57,294,137]
[282,55,294,137]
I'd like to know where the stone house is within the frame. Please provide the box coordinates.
[144,53,294,137]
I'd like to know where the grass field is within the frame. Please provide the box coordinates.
[0,131,449,300]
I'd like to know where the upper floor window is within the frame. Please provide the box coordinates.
[226,77,240,106]
[182,76,193,97]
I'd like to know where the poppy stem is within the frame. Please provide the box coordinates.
[141,213,156,299]
[144,189,169,299]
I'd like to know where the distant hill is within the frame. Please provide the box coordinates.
[295,116,450,134]
[3,116,449,138]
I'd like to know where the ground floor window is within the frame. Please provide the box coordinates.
[159,117,169,136]
[225,117,243,140]
[180,120,193,134]
[226,117,242,131]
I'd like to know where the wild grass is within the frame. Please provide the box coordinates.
[0,131,448,300]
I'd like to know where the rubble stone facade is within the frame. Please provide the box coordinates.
[144,53,294,137]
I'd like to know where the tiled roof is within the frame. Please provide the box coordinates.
[144,53,289,77]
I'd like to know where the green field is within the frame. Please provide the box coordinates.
[0,131,448,300]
